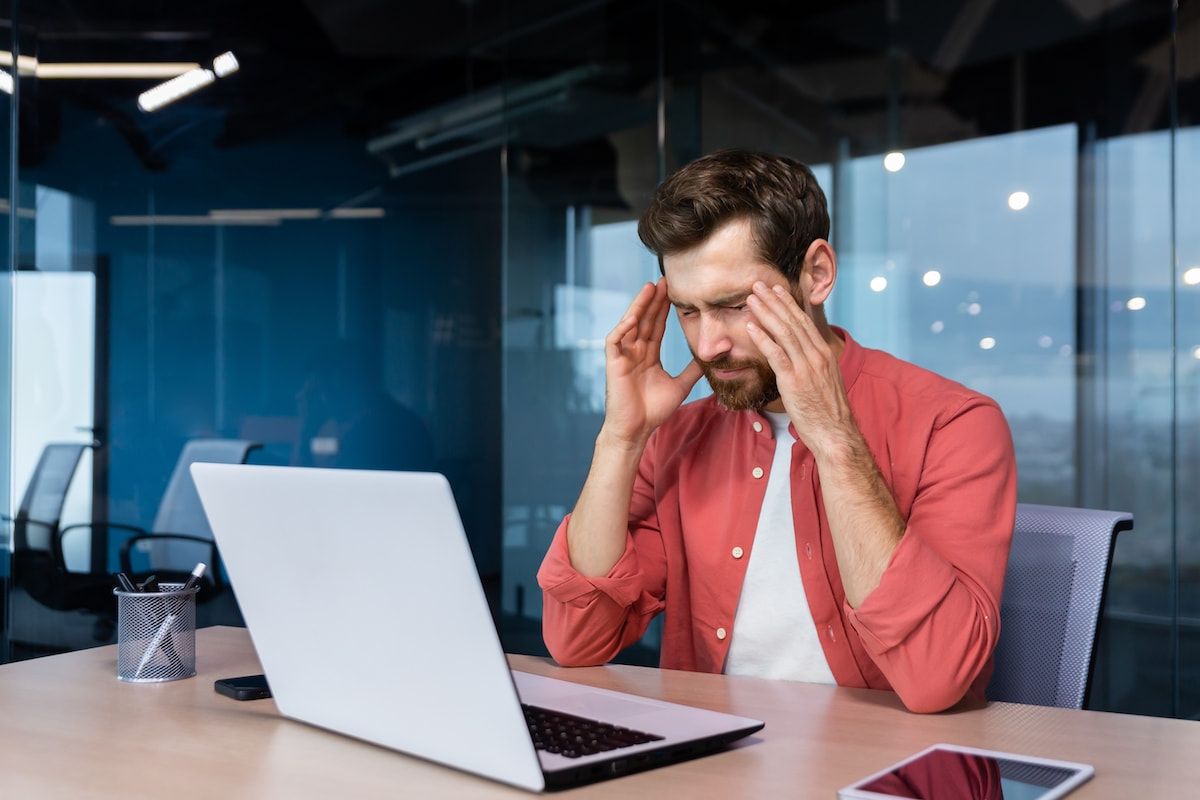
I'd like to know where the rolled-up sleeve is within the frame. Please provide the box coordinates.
[537,513,667,666]
[846,396,1016,713]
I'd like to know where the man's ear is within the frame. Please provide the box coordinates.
[802,239,837,306]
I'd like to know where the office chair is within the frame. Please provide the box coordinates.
[987,502,1133,709]
[8,442,114,615]
[60,438,262,604]
[6,441,119,654]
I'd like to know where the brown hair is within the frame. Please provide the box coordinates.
[637,149,830,285]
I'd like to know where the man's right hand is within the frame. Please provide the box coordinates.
[600,279,704,447]
[565,279,703,578]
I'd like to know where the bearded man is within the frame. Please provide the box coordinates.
[537,149,1017,713]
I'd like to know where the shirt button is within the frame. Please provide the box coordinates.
[716,627,727,641]
[753,421,763,432]
[732,546,744,559]
[805,543,813,559]
[826,625,835,642]
[752,466,764,479]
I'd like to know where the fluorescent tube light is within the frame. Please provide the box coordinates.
[209,208,321,221]
[109,204,385,227]
[212,51,239,77]
[110,215,281,227]
[0,70,12,95]
[38,63,200,79]
[327,208,386,219]
[138,67,215,112]
[0,51,38,75]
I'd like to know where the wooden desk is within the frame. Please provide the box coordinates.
[1,626,1195,797]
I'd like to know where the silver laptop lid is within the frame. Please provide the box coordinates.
[191,463,547,791]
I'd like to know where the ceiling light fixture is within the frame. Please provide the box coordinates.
[212,51,239,77]
[3,50,201,79]
[110,206,387,226]
[38,63,200,79]
[209,208,321,221]
[0,51,38,75]
[138,67,214,112]
[137,51,239,113]
[327,208,386,219]
[110,214,279,227]
[0,70,12,95]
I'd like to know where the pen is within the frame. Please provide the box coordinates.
[135,608,178,679]
[113,572,138,593]
[133,564,204,679]
[182,562,207,592]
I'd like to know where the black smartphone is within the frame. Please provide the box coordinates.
[214,673,272,701]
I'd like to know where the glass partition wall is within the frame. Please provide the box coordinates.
[0,1,1196,719]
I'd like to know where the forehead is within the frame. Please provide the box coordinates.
[661,220,783,304]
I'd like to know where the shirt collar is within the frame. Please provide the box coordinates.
[831,326,865,394]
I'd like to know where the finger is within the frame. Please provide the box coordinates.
[635,279,668,343]
[605,313,640,358]
[768,283,823,349]
[647,278,672,344]
[751,282,827,367]
[745,320,790,370]
[746,285,801,359]
[620,282,659,335]
[674,358,705,391]
[775,289,838,376]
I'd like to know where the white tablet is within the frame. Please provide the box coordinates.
[837,743,1094,800]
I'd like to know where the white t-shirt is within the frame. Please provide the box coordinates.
[723,410,837,684]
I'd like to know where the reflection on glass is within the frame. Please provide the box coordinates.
[854,746,1086,800]
[293,339,434,473]
[858,747,1003,799]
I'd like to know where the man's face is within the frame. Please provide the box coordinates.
[662,219,801,412]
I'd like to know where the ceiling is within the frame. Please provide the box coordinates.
[9,0,1197,177]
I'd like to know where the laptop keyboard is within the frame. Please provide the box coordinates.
[523,704,664,759]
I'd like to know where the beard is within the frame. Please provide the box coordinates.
[694,353,780,411]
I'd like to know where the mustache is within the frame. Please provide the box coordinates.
[697,356,760,372]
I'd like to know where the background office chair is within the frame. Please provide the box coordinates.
[987,502,1134,709]
[6,441,118,655]
[61,438,262,605]
[8,442,113,615]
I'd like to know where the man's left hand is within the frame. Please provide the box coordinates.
[744,280,853,457]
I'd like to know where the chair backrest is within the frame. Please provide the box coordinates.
[12,442,89,554]
[151,438,263,538]
[987,502,1133,709]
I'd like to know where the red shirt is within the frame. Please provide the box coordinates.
[538,329,1017,713]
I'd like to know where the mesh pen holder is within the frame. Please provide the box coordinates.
[115,583,199,682]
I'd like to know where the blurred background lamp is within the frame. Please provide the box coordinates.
[1007,191,1030,210]
[883,151,906,172]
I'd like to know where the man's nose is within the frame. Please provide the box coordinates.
[694,314,733,363]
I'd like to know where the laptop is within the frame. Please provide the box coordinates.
[190,463,763,792]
